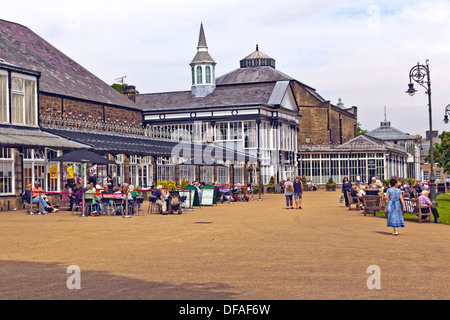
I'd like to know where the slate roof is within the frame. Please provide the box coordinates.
[42,126,255,161]
[0,19,141,111]
[299,134,409,155]
[137,83,276,111]
[366,120,415,141]
[0,126,89,150]
[216,66,326,103]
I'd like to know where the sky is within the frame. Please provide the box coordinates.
[2,0,450,138]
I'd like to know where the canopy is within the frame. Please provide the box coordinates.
[179,159,226,167]
[52,148,116,165]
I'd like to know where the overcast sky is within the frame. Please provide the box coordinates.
[2,0,450,138]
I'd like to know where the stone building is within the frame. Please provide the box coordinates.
[137,23,358,184]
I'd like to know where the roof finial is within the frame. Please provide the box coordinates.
[256,44,259,51]
[384,105,387,121]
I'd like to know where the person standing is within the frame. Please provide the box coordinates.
[384,178,406,235]
[342,177,352,207]
[293,176,303,209]
[284,178,294,209]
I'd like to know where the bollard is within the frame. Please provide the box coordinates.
[38,191,43,215]
[123,197,131,218]
[80,192,87,217]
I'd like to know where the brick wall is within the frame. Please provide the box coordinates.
[39,93,143,130]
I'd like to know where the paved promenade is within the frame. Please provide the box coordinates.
[0,190,448,300]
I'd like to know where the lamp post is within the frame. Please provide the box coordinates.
[406,59,437,206]
[444,104,450,124]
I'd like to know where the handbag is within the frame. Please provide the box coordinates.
[286,183,294,192]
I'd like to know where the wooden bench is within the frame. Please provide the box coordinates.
[361,195,386,216]
[346,191,361,210]
[402,198,432,223]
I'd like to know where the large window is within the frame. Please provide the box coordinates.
[129,155,153,188]
[0,148,14,195]
[11,74,37,126]
[0,72,8,123]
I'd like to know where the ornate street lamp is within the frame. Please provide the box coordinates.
[406,60,437,206]
[444,104,450,124]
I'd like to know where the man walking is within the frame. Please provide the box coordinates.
[293,176,303,209]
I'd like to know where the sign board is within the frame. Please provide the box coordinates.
[200,188,215,206]
[367,159,376,170]
[180,190,194,209]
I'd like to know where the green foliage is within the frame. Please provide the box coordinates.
[157,180,177,191]
[357,122,368,136]
[427,131,450,175]
[111,83,140,94]
[180,179,188,190]
[326,177,336,185]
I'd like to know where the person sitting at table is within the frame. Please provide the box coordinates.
[100,183,114,214]
[32,181,59,213]
[162,185,171,212]
[111,186,124,214]
[123,184,135,215]
[153,185,167,213]
[61,184,72,210]
[85,184,100,215]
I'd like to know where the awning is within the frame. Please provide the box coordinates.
[43,126,256,161]
[0,127,89,150]
[52,148,116,165]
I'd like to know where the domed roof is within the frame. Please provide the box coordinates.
[239,45,275,69]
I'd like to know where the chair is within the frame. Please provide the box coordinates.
[148,195,157,214]
[112,198,123,216]
[134,197,144,216]
[84,198,95,216]
[346,191,361,210]
[100,197,112,216]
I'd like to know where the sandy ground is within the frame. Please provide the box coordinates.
[0,189,448,300]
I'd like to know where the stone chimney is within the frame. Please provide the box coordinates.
[122,85,136,103]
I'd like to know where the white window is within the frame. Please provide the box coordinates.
[0,148,14,195]
[196,66,203,84]
[200,166,214,184]
[205,66,211,84]
[217,167,229,184]
[11,73,37,126]
[179,165,196,184]
[0,72,8,123]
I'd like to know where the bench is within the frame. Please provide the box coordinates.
[361,195,386,216]
[402,198,432,223]
[346,191,361,211]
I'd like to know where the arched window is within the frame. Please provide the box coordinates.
[205,66,211,83]
[191,67,195,85]
[196,66,203,84]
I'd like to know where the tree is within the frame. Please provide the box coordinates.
[426,131,450,174]
[357,122,368,136]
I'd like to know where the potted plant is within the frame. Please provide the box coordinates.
[267,176,275,193]
[302,174,308,191]
[326,177,336,191]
